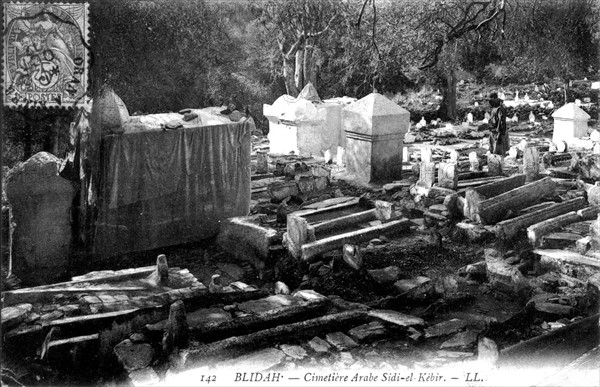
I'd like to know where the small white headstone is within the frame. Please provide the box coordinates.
[449,150,459,163]
[512,114,518,123]
[418,162,436,189]
[529,111,535,123]
[421,147,432,163]
[467,112,474,124]
[523,147,539,183]
[488,154,503,176]
[438,162,458,190]
[591,81,600,90]
[517,139,529,151]
[474,101,479,107]
[591,130,600,142]
[508,147,518,158]
[469,152,479,172]
[419,116,426,127]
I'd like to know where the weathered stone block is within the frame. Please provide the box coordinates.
[342,93,409,182]
[6,152,78,285]
[114,340,155,370]
[485,248,530,295]
[325,332,358,350]
[368,266,401,284]
[217,215,278,259]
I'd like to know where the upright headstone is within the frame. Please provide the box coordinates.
[437,162,458,190]
[590,214,600,252]
[418,161,436,190]
[449,150,459,163]
[487,154,504,176]
[342,93,410,182]
[552,103,590,144]
[469,152,480,172]
[6,152,77,285]
[523,147,540,183]
[256,151,268,174]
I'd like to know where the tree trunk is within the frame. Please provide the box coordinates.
[438,70,457,121]
[283,57,299,97]
[295,49,304,91]
[303,45,317,89]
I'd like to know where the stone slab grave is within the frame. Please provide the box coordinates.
[342,93,410,182]
[1,257,276,366]
[1,255,206,313]
[283,197,410,261]
[552,103,590,146]
[464,174,560,225]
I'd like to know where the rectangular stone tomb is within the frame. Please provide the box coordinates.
[342,93,410,182]
[283,198,410,261]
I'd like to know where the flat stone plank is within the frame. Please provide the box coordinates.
[533,302,574,318]
[368,266,401,285]
[291,289,327,302]
[219,348,286,371]
[325,332,359,351]
[237,295,303,314]
[394,276,431,294]
[440,330,479,349]
[425,319,468,338]
[280,344,308,360]
[436,350,474,358]
[534,249,600,269]
[308,336,332,353]
[367,309,425,327]
[347,321,387,342]
[303,197,358,209]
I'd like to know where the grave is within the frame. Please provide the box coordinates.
[263,83,353,158]
[5,152,78,285]
[552,103,590,145]
[342,93,410,182]
[283,197,410,261]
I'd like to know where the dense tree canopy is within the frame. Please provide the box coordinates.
[3,0,599,166]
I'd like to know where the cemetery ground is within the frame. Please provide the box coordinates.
[2,80,600,386]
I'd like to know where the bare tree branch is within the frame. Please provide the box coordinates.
[372,0,382,61]
[356,0,370,27]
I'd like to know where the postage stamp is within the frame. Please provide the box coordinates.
[3,2,89,108]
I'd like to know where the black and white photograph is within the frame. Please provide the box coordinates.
[1,0,599,385]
